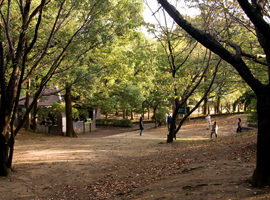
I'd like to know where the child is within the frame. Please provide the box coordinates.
[236,118,242,133]
[205,114,211,130]
[139,116,144,136]
[210,121,218,138]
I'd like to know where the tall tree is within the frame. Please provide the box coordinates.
[157,0,270,187]
[145,1,221,142]
[0,0,144,176]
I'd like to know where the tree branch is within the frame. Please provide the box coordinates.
[157,0,264,95]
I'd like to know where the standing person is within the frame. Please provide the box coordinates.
[166,112,172,131]
[139,116,144,136]
[210,121,218,138]
[205,114,211,130]
[236,118,242,133]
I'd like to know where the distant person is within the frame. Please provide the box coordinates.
[210,121,218,138]
[139,116,144,136]
[236,118,242,133]
[166,112,172,131]
[205,114,211,130]
[48,119,53,126]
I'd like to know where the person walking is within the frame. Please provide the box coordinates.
[205,114,211,130]
[210,121,218,138]
[236,118,242,133]
[139,116,144,136]
[166,112,172,131]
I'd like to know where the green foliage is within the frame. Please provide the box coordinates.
[246,95,258,127]
[247,112,258,127]
[96,118,133,127]
[234,91,256,109]
[37,107,48,118]
[47,102,65,116]
[152,107,169,126]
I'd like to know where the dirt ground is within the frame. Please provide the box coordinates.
[1,114,269,200]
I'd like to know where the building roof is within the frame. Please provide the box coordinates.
[18,88,63,106]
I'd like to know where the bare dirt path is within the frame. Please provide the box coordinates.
[1,114,269,200]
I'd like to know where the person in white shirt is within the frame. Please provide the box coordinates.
[205,114,211,130]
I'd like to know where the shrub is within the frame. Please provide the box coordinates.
[152,107,169,126]
[247,112,258,127]
[96,118,133,127]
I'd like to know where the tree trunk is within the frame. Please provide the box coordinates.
[203,98,207,115]
[244,103,247,112]
[252,90,270,187]
[126,110,129,119]
[65,87,77,137]
[24,80,31,131]
[153,107,157,128]
[0,134,8,176]
[131,109,133,120]
[32,101,38,132]
[0,119,10,176]
[148,105,150,120]
[217,96,220,114]
[122,109,125,119]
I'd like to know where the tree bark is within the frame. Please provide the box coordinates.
[122,109,125,119]
[148,105,150,120]
[252,88,270,187]
[32,101,38,132]
[24,80,31,131]
[0,134,8,176]
[131,109,133,120]
[216,96,220,114]
[203,98,208,115]
[65,87,77,137]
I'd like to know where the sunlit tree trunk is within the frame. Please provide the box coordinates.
[65,87,77,137]
[203,98,207,115]
[32,101,39,132]
[24,80,31,131]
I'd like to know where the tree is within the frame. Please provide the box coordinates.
[79,31,154,120]
[0,0,144,176]
[157,0,270,187]
[145,1,222,142]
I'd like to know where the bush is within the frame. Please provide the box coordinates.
[96,118,133,127]
[152,107,169,126]
[247,112,258,127]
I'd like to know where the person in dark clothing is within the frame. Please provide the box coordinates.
[236,118,242,133]
[210,121,218,138]
[166,112,172,131]
[139,116,144,136]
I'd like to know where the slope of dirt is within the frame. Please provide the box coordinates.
[1,114,269,200]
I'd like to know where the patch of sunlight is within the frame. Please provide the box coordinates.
[179,137,210,141]
[175,137,210,142]
[14,159,85,165]
[25,149,94,156]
